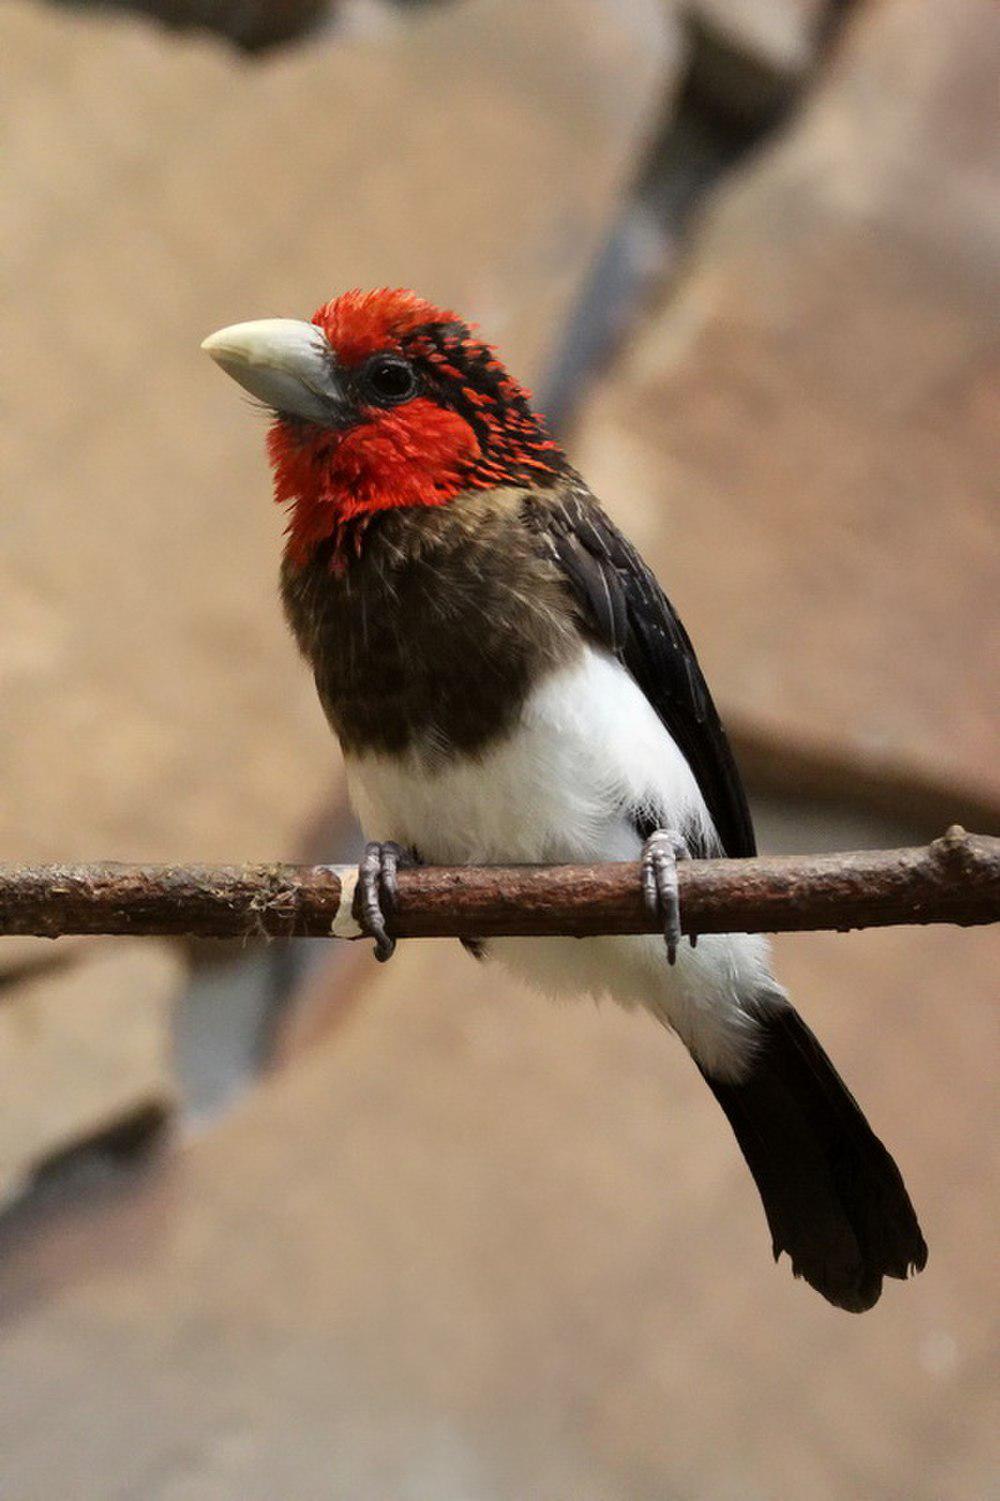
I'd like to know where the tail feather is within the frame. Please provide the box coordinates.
[700,994,927,1312]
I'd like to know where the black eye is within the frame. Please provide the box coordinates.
[361,355,418,406]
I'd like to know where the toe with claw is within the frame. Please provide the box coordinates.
[358,840,413,963]
[641,828,694,965]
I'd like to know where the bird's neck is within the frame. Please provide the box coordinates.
[270,406,475,569]
[270,405,570,571]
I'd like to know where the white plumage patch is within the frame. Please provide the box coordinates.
[346,644,776,1080]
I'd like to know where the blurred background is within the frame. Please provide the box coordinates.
[1,0,998,1495]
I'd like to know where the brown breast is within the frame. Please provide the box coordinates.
[280,487,581,759]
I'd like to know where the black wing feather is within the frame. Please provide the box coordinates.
[526,485,756,859]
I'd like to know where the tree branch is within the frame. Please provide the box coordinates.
[0,828,996,945]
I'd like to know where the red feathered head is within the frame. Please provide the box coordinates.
[203,288,566,565]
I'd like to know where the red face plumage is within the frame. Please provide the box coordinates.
[267,288,566,567]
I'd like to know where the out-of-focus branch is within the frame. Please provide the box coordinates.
[0,828,996,945]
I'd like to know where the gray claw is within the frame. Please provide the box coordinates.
[640,828,692,965]
[359,840,409,962]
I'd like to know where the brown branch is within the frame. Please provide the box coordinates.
[0,828,996,945]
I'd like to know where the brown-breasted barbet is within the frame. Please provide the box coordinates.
[202,288,927,1312]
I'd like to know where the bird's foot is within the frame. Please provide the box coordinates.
[358,841,414,963]
[641,828,695,965]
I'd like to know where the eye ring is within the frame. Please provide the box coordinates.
[360,354,418,406]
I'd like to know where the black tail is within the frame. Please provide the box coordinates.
[701,995,928,1312]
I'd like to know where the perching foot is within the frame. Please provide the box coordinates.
[641,828,693,965]
[358,841,412,963]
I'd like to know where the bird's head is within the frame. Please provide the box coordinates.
[202,288,566,566]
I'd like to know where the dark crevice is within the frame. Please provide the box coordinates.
[0,943,82,997]
[48,0,329,52]
[8,1101,172,1217]
[541,1,860,430]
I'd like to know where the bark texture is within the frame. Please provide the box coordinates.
[0,830,995,943]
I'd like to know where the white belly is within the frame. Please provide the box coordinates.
[345,644,772,1079]
[346,644,714,865]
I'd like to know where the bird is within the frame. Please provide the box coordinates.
[202,286,927,1312]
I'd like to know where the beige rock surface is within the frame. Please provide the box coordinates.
[0,921,994,1499]
[574,0,1000,820]
[1,0,672,868]
[0,940,181,1204]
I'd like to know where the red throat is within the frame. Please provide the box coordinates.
[269,400,479,567]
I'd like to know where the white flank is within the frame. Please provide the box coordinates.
[346,644,776,1079]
